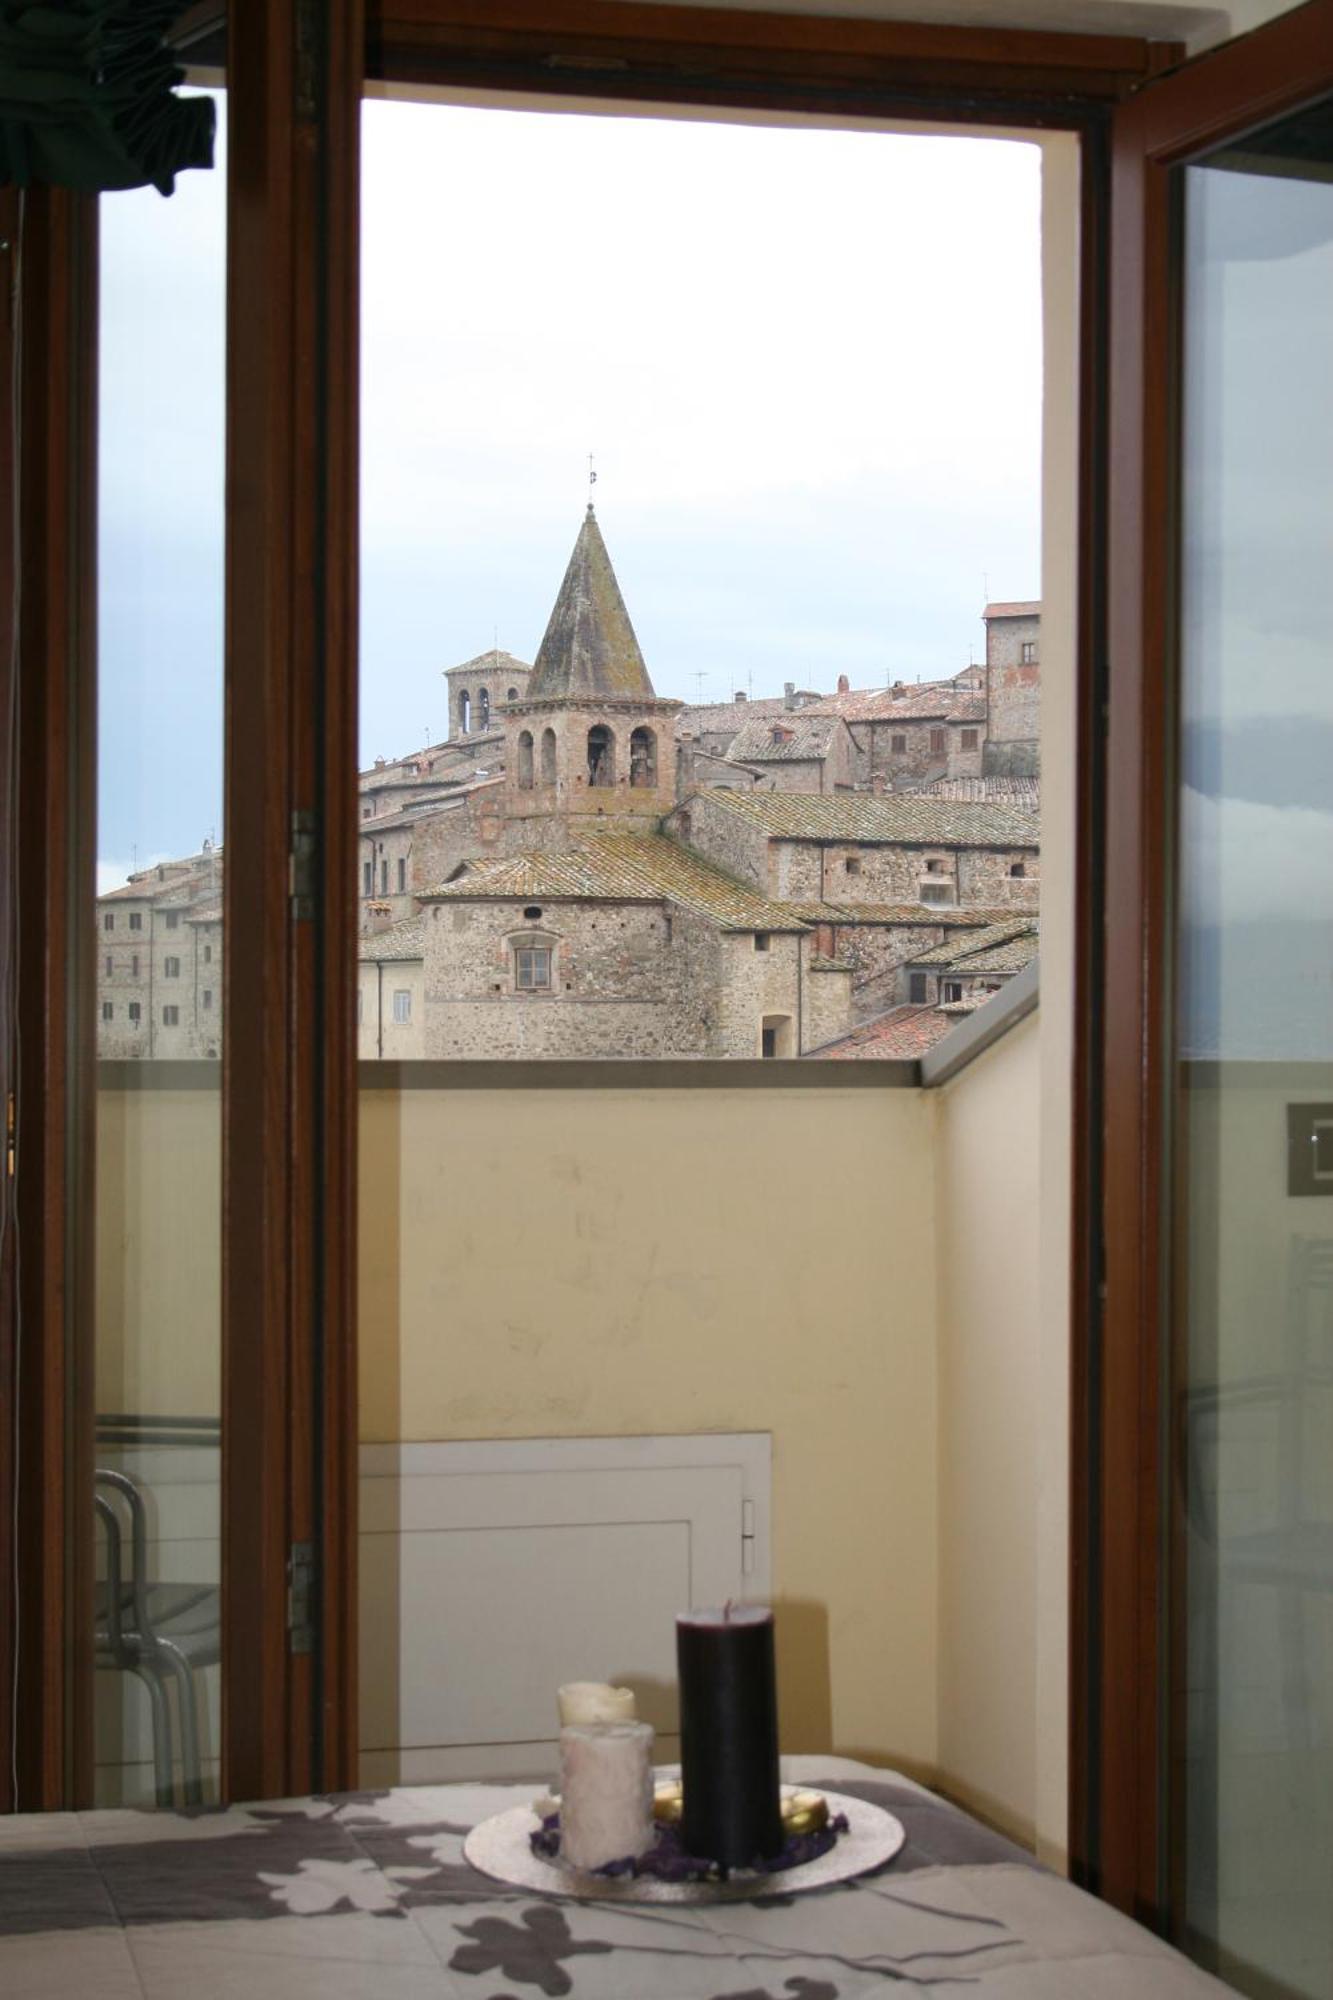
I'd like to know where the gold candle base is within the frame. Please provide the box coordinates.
[653,1781,829,1838]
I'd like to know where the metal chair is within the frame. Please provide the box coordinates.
[94,1466,220,1806]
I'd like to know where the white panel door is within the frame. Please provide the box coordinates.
[359,1433,770,1784]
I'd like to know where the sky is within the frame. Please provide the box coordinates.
[97,92,1043,884]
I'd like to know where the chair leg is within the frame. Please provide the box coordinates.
[135,1664,176,1807]
[155,1641,204,1807]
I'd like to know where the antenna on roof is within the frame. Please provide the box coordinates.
[692,670,707,702]
[982,569,990,607]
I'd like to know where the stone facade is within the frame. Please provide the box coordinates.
[503,696,683,842]
[983,602,1041,778]
[445,649,532,740]
[97,851,222,1060]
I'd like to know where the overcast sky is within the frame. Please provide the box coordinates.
[98,93,1043,882]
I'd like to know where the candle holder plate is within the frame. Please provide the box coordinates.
[463,1789,906,1905]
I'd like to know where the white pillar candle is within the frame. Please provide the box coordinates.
[557,1681,637,1727]
[558,1720,655,1870]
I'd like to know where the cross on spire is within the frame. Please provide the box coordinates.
[587,451,597,512]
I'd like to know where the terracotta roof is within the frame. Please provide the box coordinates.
[950,932,1040,975]
[983,601,1041,619]
[809,1004,956,1062]
[910,918,1039,970]
[923,776,1040,810]
[443,649,533,681]
[781,902,1016,928]
[98,853,222,905]
[424,833,807,933]
[697,789,1040,848]
[359,914,430,962]
[726,714,842,764]
[805,685,986,724]
[679,694,822,735]
[525,509,655,701]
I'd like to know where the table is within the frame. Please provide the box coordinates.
[0,1756,1229,1997]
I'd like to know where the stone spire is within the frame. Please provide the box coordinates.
[526,507,655,701]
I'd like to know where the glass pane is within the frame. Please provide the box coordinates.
[1176,97,1333,1996]
[359,101,1042,1066]
[94,92,226,1805]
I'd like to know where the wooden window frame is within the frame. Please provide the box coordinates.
[1091,0,1333,1931]
[1,0,1212,1826]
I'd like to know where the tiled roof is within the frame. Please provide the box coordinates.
[983,600,1040,619]
[910,918,1038,970]
[808,1004,956,1062]
[698,789,1040,848]
[678,694,822,736]
[444,649,533,681]
[923,776,1040,810]
[425,833,807,933]
[98,854,222,905]
[359,914,430,962]
[526,509,655,701]
[781,902,1016,928]
[805,685,986,724]
[725,715,842,764]
[951,932,1040,975]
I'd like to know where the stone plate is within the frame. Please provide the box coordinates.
[462,1789,906,1905]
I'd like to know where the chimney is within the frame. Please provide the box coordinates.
[784,681,797,711]
[734,691,747,703]
[367,901,395,936]
[837,674,850,695]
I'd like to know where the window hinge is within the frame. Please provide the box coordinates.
[287,1540,315,1655]
[6,1090,14,1177]
[290,808,318,921]
[741,1497,756,1577]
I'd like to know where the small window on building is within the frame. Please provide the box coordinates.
[754,931,770,953]
[515,945,552,991]
[380,860,389,895]
[929,728,946,755]
[129,912,142,931]
[909,972,928,1004]
[397,857,406,893]
[164,956,180,978]
[202,990,213,1010]
[523,906,543,921]
[587,724,614,788]
[761,1026,777,1058]
[162,1005,180,1026]
[479,688,491,729]
[1010,861,1026,878]
[363,860,372,895]
[128,1002,141,1025]
[459,688,471,733]
[925,857,943,874]
[507,686,518,702]
[362,803,373,819]
[517,729,535,790]
[1021,641,1037,664]
[920,883,954,906]
[131,954,139,978]
[101,1001,113,1022]
[165,912,179,930]
[844,856,862,877]
[943,981,963,1004]
[392,990,412,1024]
[103,913,114,931]
[890,733,907,754]
[629,725,657,788]
[204,944,212,963]
[104,954,112,976]
[960,728,978,750]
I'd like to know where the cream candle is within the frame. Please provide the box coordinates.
[558,1720,655,1870]
[556,1681,637,1727]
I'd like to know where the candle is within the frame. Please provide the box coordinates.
[558,1720,655,1870]
[676,1603,783,1868]
[556,1681,638,1727]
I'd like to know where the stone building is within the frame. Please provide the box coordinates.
[722,711,857,792]
[357,913,427,1060]
[501,507,682,848]
[97,847,223,1059]
[444,648,532,740]
[982,600,1041,777]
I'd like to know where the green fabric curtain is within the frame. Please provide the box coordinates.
[0,2,214,196]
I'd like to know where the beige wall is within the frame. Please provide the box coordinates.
[359,1080,941,1774]
[933,1014,1041,1847]
[95,1086,221,1419]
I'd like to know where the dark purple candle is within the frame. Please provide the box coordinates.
[676,1603,783,1868]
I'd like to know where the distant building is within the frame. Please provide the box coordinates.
[982,600,1041,778]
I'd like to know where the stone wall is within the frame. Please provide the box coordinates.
[984,612,1041,775]
[956,849,1040,908]
[409,789,507,892]
[504,700,681,834]
[826,920,951,1017]
[663,795,773,894]
[97,905,223,1060]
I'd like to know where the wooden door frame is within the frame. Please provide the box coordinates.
[1090,0,1333,1927]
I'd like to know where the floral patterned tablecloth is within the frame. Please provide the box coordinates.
[0,1756,1228,1998]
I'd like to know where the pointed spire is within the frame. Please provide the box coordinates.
[526,508,655,701]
